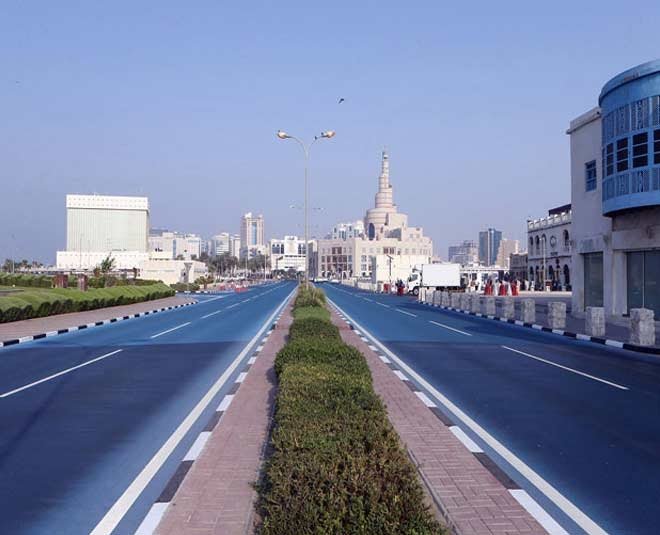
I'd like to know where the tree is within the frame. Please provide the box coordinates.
[99,255,116,274]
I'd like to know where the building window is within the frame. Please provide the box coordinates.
[654,169,660,191]
[631,170,650,193]
[654,129,660,165]
[631,98,649,131]
[632,132,648,168]
[653,96,660,126]
[616,174,629,196]
[615,105,630,136]
[585,160,597,191]
[605,143,614,176]
[616,137,629,172]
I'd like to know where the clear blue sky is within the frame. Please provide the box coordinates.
[2,1,659,263]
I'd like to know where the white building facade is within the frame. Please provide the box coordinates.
[149,229,202,260]
[269,236,312,273]
[568,60,660,317]
[527,205,572,289]
[57,194,150,270]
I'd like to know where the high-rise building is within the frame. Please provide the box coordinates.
[478,228,502,266]
[448,240,478,265]
[210,233,230,257]
[495,238,520,270]
[56,194,150,270]
[229,234,241,259]
[149,229,202,260]
[240,212,265,258]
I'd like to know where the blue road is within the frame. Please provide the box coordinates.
[0,281,295,535]
[322,282,660,535]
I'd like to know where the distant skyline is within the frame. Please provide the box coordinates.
[2,2,660,263]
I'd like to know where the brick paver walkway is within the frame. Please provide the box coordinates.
[0,295,195,342]
[330,311,547,535]
[155,304,293,535]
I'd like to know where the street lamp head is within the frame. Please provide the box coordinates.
[277,130,290,139]
[320,130,336,139]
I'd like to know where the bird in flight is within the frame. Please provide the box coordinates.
[338,97,345,104]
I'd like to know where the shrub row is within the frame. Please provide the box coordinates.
[259,289,444,534]
[170,282,201,292]
[0,273,53,288]
[0,283,174,323]
[294,285,326,308]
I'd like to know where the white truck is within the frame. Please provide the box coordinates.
[406,263,461,296]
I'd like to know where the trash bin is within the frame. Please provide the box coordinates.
[397,285,404,296]
[383,283,390,293]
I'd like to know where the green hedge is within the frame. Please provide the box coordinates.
[0,273,53,288]
[0,283,175,323]
[259,297,444,534]
[170,282,201,292]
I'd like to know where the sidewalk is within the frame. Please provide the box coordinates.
[330,310,547,535]
[153,302,292,535]
[0,295,195,344]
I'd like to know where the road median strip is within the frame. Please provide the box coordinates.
[258,286,444,534]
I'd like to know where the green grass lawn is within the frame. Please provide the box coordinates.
[0,284,174,323]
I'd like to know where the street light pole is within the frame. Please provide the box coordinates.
[277,130,335,286]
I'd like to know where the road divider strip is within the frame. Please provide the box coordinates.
[327,296,604,535]
[0,301,196,349]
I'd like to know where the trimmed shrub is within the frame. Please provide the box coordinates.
[260,287,444,535]
[288,317,341,343]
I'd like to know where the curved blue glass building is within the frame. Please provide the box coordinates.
[599,59,660,215]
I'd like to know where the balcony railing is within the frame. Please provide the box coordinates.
[527,211,571,231]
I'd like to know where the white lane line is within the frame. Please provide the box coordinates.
[226,303,239,309]
[0,349,123,398]
[217,394,234,412]
[235,372,247,383]
[449,426,483,453]
[150,322,191,339]
[183,431,212,461]
[429,320,472,337]
[90,286,296,535]
[396,308,417,317]
[501,346,629,391]
[415,391,436,408]
[364,298,373,302]
[376,302,390,309]
[201,309,223,319]
[510,489,569,535]
[393,370,408,381]
[134,502,169,535]
[327,297,607,535]
[248,356,257,365]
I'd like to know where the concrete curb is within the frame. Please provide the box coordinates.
[421,301,660,355]
[0,301,197,349]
